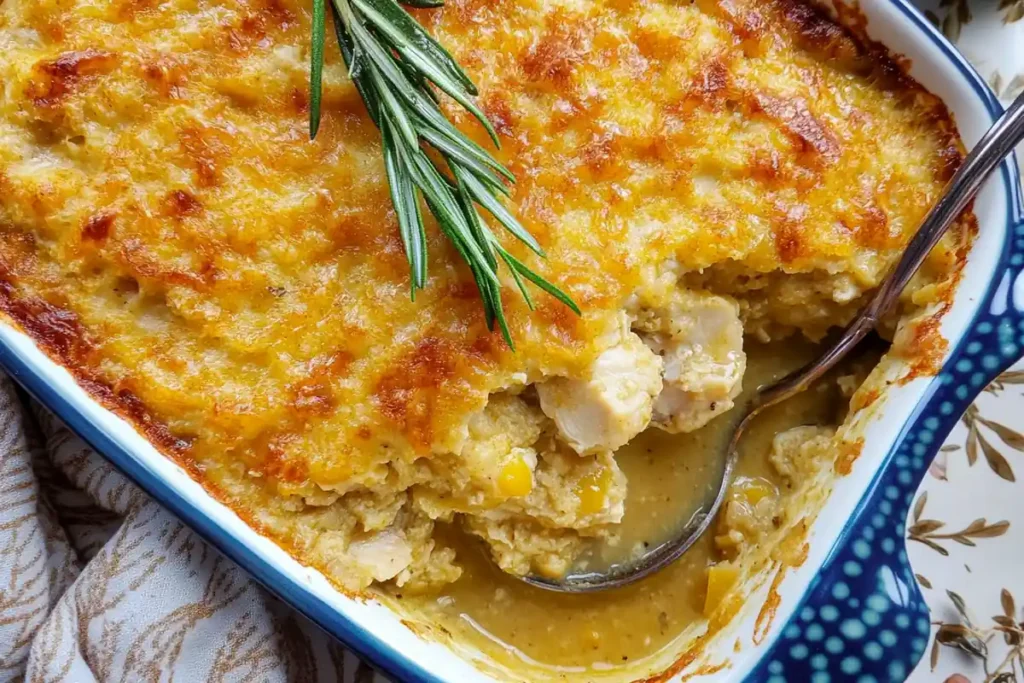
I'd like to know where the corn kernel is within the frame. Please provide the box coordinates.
[703,563,739,617]
[498,454,533,497]
[575,468,610,515]
[736,476,776,505]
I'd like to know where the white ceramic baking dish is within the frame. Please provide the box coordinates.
[0,0,1020,680]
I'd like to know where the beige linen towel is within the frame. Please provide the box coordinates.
[0,376,384,683]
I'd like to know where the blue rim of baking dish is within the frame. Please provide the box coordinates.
[747,3,1024,681]
[0,3,1017,683]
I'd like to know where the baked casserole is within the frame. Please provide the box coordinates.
[0,0,969,674]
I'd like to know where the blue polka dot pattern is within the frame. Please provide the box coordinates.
[747,212,1024,682]
[842,656,862,675]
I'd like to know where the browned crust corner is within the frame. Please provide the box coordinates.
[0,276,372,604]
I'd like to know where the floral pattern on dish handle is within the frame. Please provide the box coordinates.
[746,188,1024,680]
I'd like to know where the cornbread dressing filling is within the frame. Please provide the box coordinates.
[0,0,968,674]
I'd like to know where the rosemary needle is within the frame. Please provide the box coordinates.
[308,0,579,348]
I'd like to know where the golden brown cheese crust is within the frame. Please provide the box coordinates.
[0,0,966,587]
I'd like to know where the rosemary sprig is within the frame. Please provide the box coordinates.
[308,0,579,347]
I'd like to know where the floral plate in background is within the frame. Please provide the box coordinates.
[902,2,1024,681]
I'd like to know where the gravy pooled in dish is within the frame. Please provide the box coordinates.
[0,0,968,674]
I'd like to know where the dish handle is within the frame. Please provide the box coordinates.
[748,216,1024,682]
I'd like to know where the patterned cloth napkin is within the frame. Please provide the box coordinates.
[0,377,368,683]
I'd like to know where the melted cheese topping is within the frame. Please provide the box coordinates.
[0,0,965,593]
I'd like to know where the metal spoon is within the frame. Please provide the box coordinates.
[522,91,1024,593]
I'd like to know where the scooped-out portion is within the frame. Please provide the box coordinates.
[407,337,884,673]
[417,290,748,580]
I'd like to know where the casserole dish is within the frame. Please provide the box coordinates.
[0,0,1020,681]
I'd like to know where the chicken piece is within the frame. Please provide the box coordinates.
[636,290,746,433]
[313,526,414,589]
[348,530,413,582]
[311,507,461,592]
[536,317,663,454]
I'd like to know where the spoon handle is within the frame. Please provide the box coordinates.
[757,90,1024,410]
